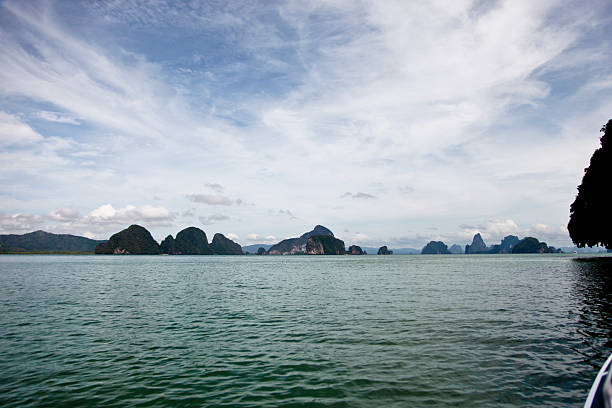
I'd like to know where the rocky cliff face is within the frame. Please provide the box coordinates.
[305,235,345,255]
[465,233,488,254]
[95,225,160,255]
[500,235,520,254]
[305,238,324,255]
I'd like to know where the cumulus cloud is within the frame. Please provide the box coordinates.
[49,208,80,221]
[0,213,45,233]
[525,223,569,244]
[0,1,609,246]
[88,204,174,223]
[1,203,176,238]
[245,233,277,244]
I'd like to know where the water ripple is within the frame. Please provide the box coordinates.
[0,254,611,407]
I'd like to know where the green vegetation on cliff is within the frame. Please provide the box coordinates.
[95,225,160,255]
[0,230,102,253]
[268,225,334,254]
[210,233,243,255]
[512,237,559,254]
[421,241,451,254]
[159,235,177,254]
[174,227,213,255]
[568,119,612,249]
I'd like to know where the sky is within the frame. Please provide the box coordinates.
[1,0,612,249]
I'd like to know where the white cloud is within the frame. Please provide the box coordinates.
[340,192,376,199]
[87,204,174,224]
[49,207,80,221]
[0,0,609,247]
[0,111,43,146]
[199,214,230,224]
[205,183,224,193]
[35,111,80,125]
[186,194,235,206]
[0,213,45,233]
[226,232,240,241]
[245,233,277,244]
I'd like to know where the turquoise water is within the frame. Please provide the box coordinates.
[1,254,611,407]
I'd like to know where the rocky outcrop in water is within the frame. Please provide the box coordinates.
[349,245,364,255]
[210,233,243,255]
[95,225,160,255]
[160,235,177,254]
[377,246,393,255]
[421,241,451,254]
[511,237,561,253]
[465,233,488,254]
[448,244,463,254]
[268,225,335,255]
[173,227,213,255]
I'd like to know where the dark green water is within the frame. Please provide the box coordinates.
[1,255,611,407]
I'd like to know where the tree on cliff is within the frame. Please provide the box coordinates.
[568,119,612,249]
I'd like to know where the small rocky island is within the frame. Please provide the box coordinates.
[95,225,160,255]
[349,245,365,255]
[421,241,451,254]
[377,246,393,255]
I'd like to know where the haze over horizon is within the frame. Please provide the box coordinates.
[1,0,612,248]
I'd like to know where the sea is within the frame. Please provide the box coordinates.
[1,254,611,407]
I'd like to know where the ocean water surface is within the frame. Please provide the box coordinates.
[1,254,611,407]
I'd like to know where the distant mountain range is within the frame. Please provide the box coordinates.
[0,230,103,253]
[242,244,273,253]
